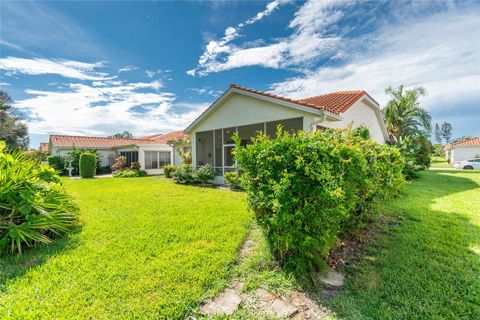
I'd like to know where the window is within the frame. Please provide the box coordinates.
[224,145,235,167]
[120,151,138,167]
[145,151,171,169]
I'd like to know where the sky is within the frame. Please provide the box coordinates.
[0,0,479,148]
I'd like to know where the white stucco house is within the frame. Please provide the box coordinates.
[47,130,187,175]
[444,137,480,163]
[185,84,390,183]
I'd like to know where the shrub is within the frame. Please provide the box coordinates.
[79,153,97,178]
[224,171,241,189]
[195,163,214,184]
[47,155,64,174]
[130,161,141,170]
[171,165,194,184]
[233,128,404,275]
[67,148,101,175]
[112,156,126,172]
[113,168,147,178]
[97,166,112,174]
[163,165,177,178]
[26,150,49,163]
[0,141,78,255]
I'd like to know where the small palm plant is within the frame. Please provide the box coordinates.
[0,141,78,255]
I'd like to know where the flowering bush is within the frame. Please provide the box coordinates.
[233,127,404,274]
[130,161,141,170]
[112,156,126,172]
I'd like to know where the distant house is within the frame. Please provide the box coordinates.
[185,84,389,183]
[444,137,480,163]
[48,130,187,175]
[39,142,49,152]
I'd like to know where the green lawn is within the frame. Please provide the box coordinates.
[431,156,453,168]
[0,177,251,319]
[328,170,480,319]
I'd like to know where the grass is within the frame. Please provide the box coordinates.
[431,156,453,168]
[0,177,251,319]
[328,170,480,319]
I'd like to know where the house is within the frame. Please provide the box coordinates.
[444,137,480,163]
[185,84,390,183]
[48,130,187,175]
[39,142,49,152]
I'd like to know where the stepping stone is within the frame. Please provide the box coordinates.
[200,288,241,316]
[268,299,298,318]
[317,270,344,287]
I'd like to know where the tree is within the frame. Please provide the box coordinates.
[109,131,133,138]
[434,123,442,144]
[0,91,29,150]
[440,122,452,143]
[172,137,192,164]
[382,85,431,142]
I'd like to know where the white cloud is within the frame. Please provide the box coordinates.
[118,65,137,73]
[188,0,293,76]
[190,87,223,97]
[269,11,480,111]
[0,57,111,80]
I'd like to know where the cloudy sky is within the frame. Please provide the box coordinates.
[1,0,479,148]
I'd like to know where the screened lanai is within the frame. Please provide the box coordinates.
[195,117,303,176]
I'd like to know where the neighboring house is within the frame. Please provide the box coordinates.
[185,84,390,183]
[39,142,49,152]
[48,130,187,175]
[444,137,480,163]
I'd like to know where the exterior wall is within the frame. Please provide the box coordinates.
[51,147,115,167]
[137,144,174,175]
[451,147,480,162]
[321,99,387,144]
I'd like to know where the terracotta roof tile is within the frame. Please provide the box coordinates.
[451,137,480,148]
[39,142,49,152]
[151,130,188,143]
[49,135,156,149]
[229,84,368,115]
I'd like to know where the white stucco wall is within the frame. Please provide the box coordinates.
[321,99,387,144]
[138,144,174,175]
[51,147,115,167]
[451,147,480,162]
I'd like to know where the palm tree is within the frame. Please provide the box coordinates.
[382,85,431,142]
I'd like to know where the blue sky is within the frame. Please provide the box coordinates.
[1,0,479,148]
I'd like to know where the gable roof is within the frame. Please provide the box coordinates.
[39,142,49,152]
[229,84,369,115]
[448,137,480,149]
[151,130,187,143]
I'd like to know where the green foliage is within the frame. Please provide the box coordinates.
[97,166,112,174]
[79,153,97,178]
[224,171,241,189]
[195,163,214,184]
[441,121,452,143]
[395,136,432,179]
[0,91,29,150]
[0,141,78,255]
[47,155,65,174]
[113,168,147,178]
[171,164,214,185]
[382,85,431,142]
[163,165,177,178]
[432,143,444,157]
[25,150,49,163]
[233,128,404,275]
[130,161,141,170]
[68,148,101,175]
[109,131,133,138]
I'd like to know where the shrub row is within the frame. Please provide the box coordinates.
[170,164,214,185]
[0,141,78,255]
[233,127,404,274]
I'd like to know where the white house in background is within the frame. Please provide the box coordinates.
[185,84,390,183]
[47,130,187,175]
[444,137,480,163]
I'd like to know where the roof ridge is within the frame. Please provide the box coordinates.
[50,134,153,141]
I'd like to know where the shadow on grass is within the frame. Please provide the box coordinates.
[0,232,81,293]
[322,170,480,319]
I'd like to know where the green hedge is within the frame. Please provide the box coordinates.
[163,165,177,178]
[47,155,64,174]
[171,164,214,185]
[79,153,97,178]
[233,127,404,275]
[113,169,147,178]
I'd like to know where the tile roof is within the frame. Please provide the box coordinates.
[450,137,480,148]
[151,130,188,143]
[229,84,368,115]
[49,130,188,149]
[39,142,49,152]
